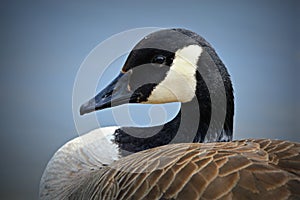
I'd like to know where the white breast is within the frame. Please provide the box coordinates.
[39,126,120,199]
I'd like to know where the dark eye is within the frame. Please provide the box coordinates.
[152,55,166,64]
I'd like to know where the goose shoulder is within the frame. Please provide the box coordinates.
[70,139,300,200]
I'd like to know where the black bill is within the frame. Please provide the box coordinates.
[80,72,133,115]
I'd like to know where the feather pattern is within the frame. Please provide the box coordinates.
[43,139,300,200]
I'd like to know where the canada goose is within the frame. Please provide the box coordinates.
[40,28,300,200]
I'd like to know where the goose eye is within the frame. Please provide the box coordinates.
[152,55,166,64]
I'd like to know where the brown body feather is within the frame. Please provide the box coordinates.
[66,139,300,200]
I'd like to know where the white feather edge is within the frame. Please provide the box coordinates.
[39,126,120,199]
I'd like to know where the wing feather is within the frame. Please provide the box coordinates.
[44,139,300,200]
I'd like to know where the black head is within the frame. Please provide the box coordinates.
[80,29,234,142]
[80,29,204,114]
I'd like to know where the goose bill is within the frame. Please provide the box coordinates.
[80,72,133,115]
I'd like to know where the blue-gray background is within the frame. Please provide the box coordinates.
[0,1,299,199]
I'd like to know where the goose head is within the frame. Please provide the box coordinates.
[80,28,234,144]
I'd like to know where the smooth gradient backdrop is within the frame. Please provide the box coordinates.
[0,1,299,199]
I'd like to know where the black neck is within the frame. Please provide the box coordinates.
[114,90,233,156]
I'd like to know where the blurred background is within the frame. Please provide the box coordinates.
[0,0,299,199]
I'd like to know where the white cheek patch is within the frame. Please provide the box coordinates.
[147,45,203,103]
